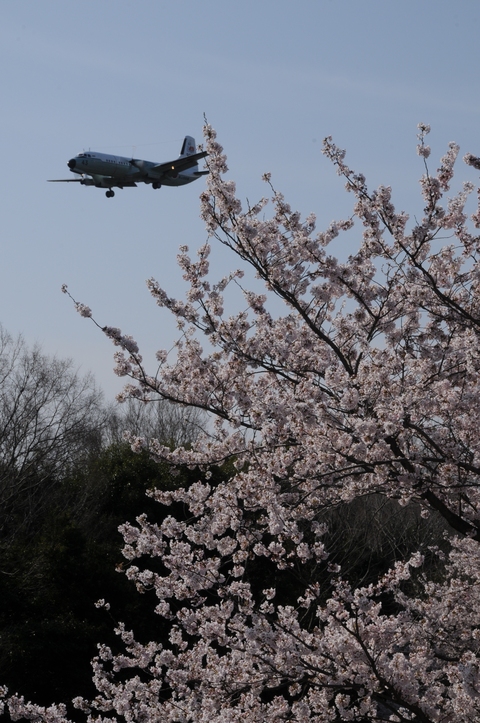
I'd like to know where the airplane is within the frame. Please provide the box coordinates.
[48,135,208,198]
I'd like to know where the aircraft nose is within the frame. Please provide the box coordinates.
[67,158,76,169]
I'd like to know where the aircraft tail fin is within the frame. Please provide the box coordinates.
[180,136,197,157]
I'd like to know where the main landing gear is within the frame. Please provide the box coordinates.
[105,190,115,198]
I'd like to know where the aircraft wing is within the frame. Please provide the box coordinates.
[150,150,208,176]
[48,177,137,188]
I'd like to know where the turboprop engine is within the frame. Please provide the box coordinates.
[80,174,110,188]
[130,158,168,185]
[79,175,95,186]
[130,158,147,171]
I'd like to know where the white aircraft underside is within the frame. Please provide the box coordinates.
[49,135,208,197]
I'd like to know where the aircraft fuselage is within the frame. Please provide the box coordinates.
[68,151,199,187]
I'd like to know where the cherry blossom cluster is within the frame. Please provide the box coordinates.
[5,123,480,722]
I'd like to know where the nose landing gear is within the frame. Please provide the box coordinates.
[105,190,115,198]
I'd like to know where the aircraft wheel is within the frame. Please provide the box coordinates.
[152,182,161,189]
[106,190,115,198]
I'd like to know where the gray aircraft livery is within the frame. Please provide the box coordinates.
[49,135,208,198]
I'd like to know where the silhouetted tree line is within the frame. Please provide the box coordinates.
[0,326,449,713]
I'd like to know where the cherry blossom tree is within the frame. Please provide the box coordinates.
[4,122,480,722]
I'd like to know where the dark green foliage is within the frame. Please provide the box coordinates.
[319,494,450,586]
[0,443,180,709]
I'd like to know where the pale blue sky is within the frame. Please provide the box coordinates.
[2,1,480,398]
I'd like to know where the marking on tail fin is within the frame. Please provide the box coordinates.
[180,136,196,156]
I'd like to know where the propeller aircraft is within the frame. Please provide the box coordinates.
[49,135,208,198]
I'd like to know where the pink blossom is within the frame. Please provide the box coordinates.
[13,121,480,723]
